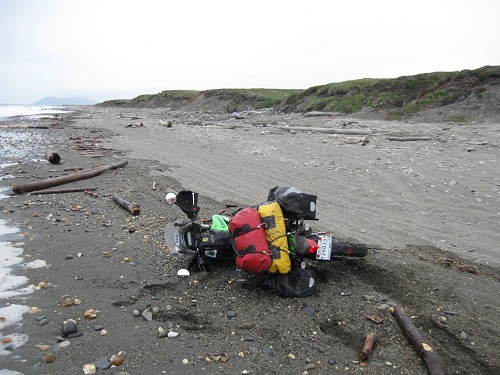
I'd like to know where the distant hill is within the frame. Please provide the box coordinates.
[99,65,500,122]
[32,97,98,105]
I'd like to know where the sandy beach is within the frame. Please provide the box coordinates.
[0,106,499,375]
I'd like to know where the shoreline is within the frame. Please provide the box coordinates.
[0,107,499,374]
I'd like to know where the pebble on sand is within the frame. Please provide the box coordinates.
[83,364,97,374]
[112,357,124,366]
[44,352,55,363]
[84,309,97,319]
[2,337,12,344]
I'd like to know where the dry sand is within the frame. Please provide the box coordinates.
[0,107,499,375]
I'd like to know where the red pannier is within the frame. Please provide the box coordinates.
[229,207,272,274]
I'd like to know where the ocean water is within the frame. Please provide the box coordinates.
[0,110,50,366]
[0,104,70,120]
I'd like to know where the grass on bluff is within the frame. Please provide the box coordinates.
[98,66,500,117]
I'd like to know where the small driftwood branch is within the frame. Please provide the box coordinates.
[359,332,377,362]
[119,114,145,120]
[387,136,432,142]
[45,149,61,164]
[85,190,98,198]
[390,305,444,375]
[112,194,140,215]
[12,160,128,194]
[276,125,372,135]
[28,187,97,195]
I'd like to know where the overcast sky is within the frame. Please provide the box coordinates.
[1,0,499,104]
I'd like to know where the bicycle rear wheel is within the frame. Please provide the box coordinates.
[331,239,368,257]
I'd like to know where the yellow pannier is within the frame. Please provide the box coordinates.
[258,201,291,274]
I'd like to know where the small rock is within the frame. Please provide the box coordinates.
[66,332,83,339]
[226,310,236,318]
[62,320,77,336]
[65,255,74,260]
[94,357,112,370]
[167,331,179,338]
[44,353,55,363]
[244,336,254,341]
[84,309,97,319]
[288,353,296,360]
[158,327,168,338]
[36,344,50,351]
[112,357,124,366]
[132,309,140,317]
[83,364,97,374]
[38,318,49,326]
[58,341,70,348]
[182,358,189,364]
[58,295,74,307]
[100,329,108,336]
[444,310,459,315]
[94,325,104,331]
[2,337,12,344]
[141,310,153,321]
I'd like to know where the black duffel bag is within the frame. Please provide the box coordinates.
[267,186,317,219]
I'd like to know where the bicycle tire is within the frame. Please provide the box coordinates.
[331,240,368,257]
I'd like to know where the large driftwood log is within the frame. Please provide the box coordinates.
[276,125,372,135]
[28,187,96,195]
[45,149,61,164]
[12,160,128,194]
[390,305,444,375]
[112,194,140,215]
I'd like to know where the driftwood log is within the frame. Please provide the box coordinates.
[387,136,432,142]
[276,125,372,135]
[112,194,140,215]
[45,149,61,164]
[12,160,128,194]
[359,332,377,362]
[28,187,97,195]
[390,305,444,375]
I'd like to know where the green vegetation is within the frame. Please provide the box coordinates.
[98,66,499,118]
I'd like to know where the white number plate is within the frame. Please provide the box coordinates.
[316,234,332,260]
